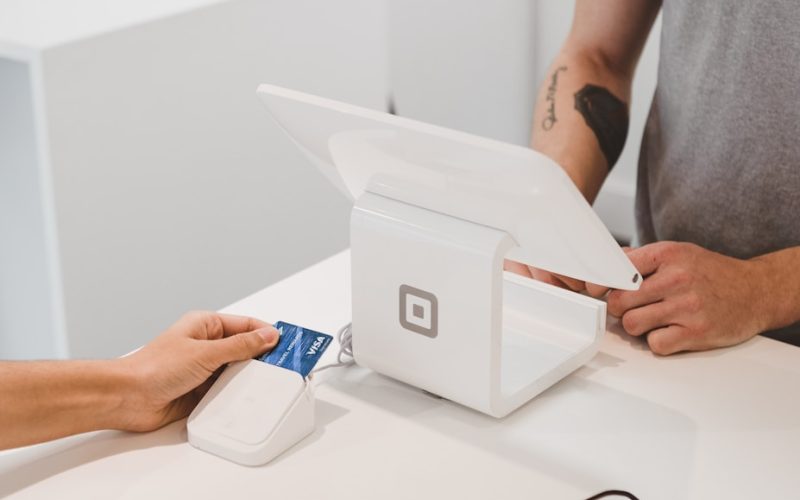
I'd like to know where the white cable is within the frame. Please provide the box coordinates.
[312,322,354,373]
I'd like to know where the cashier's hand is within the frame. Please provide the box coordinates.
[117,312,279,432]
[506,242,767,355]
[503,260,610,296]
[503,260,593,292]
[607,242,765,355]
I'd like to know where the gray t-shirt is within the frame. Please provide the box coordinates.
[635,1,800,343]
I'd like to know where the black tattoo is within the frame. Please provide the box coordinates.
[574,84,629,169]
[542,66,567,131]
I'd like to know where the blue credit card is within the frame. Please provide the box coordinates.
[258,321,333,378]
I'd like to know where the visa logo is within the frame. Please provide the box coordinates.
[306,336,326,356]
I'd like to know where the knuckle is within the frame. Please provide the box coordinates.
[586,284,608,298]
[659,241,690,262]
[206,314,225,338]
[659,259,691,285]
[190,310,220,331]
[672,269,693,288]
[693,316,712,334]
[562,278,586,292]
[235,332,258,351]
[682,242,700,253]
[182,310,206,322]
[647,335,672,355]
[621,311,641,335]
[672,241,690,255]
[663,271,680,289]
[684,292,703,313]
[606,292,623,317]
[655,241,676,259]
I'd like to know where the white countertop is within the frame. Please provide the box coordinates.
[1,250,798,499]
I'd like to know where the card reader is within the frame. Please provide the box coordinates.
[187,360,314,466]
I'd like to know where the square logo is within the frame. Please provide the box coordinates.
[399,284,438,338]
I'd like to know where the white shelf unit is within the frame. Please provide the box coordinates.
[0,0,388,359]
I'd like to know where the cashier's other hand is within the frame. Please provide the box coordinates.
[608,242,765,355]
[116,312,279,432]
[503,260,611,297]
[503,260,592,293]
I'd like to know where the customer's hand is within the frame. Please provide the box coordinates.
[116,311,279,432]
[608,242,765,355]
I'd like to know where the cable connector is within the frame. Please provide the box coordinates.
[312,322,354,373]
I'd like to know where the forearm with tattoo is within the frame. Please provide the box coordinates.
[532,58,632,202]
[573,84,629,169]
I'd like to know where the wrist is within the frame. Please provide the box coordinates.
[742,259,771,334]
[745,255,786,333]
[96,358,142,431]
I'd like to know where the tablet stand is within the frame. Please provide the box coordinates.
[257,83,639,419]
[351,192,605,417]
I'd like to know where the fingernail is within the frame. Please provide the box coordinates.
[259,327,279,344]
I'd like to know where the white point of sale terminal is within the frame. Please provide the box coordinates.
[189,84,642,467]
[257,84,640,418]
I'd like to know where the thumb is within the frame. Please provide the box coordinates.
[203,326,279,368]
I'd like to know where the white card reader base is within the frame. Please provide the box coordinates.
[187,360,315,466]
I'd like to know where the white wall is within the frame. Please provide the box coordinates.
[0,59,61,358]
[388,0,536,146]
[47,0,387,358]
[0,0,388,359]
